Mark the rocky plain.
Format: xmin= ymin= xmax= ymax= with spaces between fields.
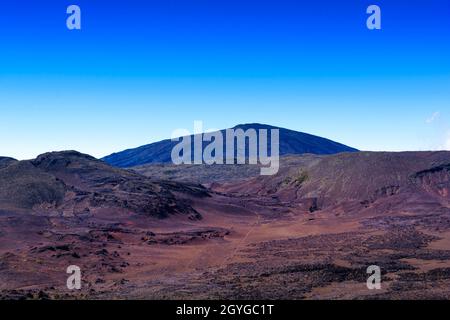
xmin=1 ymin=150 xmax=450 ymax=299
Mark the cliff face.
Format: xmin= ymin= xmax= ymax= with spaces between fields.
xmin=413 ymin=164 xmax=450 ymax=198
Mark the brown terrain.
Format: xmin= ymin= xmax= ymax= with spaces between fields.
xmin=1 ymin=151 xmax=450 ymax=299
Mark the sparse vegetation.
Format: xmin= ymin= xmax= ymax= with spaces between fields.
xmin=283 ymin=168 xmax=309 ymax=187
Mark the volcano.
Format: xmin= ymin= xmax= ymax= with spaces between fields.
xmin=102 ymin=123 xmax=358 ymax=168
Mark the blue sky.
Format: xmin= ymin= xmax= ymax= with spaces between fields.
xmin=0 ymin=0 xmax=449 ymax=160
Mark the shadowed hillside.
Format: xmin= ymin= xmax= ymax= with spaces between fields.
xmin=0 ymin=157 xmax=18 ymax=169
xmin=0 ymin=151 xmax=208 ymax=219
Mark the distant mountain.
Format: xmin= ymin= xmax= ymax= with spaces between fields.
xmin=102 ymin=123 xmax=358 ymax=168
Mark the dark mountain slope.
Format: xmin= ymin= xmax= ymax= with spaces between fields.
xmin=102 ymin=123 xmax=358 ymax=168
xmin=0 ymin=157 xmax=18 ymax=169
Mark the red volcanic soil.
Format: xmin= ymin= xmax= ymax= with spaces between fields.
xmin=1 ymin=151 xmax=450 ymax=299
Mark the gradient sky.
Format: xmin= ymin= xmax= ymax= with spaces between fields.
xmin=0 ymin=0 xmax=449 ymax=160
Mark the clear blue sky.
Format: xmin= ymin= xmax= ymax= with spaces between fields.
xmin=0 ymin=0 xmax=449 ymax=160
